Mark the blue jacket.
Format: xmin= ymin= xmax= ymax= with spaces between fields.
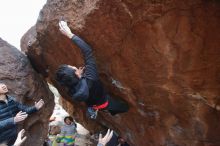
xmin=0 ymin=95 xmax=37 ymax=146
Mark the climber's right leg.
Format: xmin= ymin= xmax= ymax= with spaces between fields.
xmin=106 ymin=96 xmax=129 ymax=116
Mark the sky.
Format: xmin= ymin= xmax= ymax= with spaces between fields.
xmin=0 ymin=0 xmax=46 ymax=49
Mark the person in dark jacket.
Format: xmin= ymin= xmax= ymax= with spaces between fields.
xmin=0 ymin=83 xmax=44 ymax=146
xmin=56 ymin=21 xmax=129 ymax=118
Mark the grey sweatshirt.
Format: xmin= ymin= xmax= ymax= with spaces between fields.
xmin=60 ymin=123 xmax=77 ymax=136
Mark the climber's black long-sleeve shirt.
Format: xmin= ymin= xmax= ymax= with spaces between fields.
xmin=70 ymin=35 xmax=108 ymax=107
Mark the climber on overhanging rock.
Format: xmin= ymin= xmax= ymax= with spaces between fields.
xmin=0 ymin=83 xmax=44 ymax=146
xmin=55 ymin=21 xmax=129 ymax=119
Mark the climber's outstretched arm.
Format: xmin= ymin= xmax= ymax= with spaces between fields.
xmin=59 ymin=21 xmax=99 ymax=80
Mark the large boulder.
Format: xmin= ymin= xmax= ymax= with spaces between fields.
xmin=0 ymin=38 xmax=54 ymax=146
xmin=21 ymin=0 xmax=220 ymax=145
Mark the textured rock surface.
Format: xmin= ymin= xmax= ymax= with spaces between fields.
xmin=21 ymin=0 xmax=220 ymax=145
xmin=0 ymin=38 xmax=54 ymax=146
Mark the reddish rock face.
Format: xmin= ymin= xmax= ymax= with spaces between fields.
xmin=21 ymin=0 xmax=220 ymax=145
xmin=0 ymin=38 xmax=54 ymax=146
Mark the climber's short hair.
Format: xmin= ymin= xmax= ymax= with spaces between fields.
xmin=55 ymin=64 xmax=79 ymax=87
